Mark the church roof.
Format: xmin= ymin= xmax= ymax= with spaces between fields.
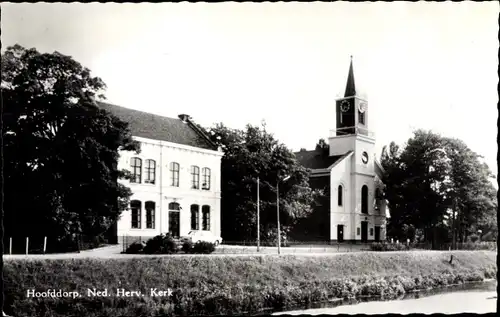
xmin=98 ymin=102 xmax=217 ymax=151
xmin=344 ymin=56 xmax=356 ymax=97
xmin=294 ymin=149 xmax=344 ymax=170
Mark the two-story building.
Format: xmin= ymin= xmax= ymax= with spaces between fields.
xmin=99 ymin=103 xmax=223 ymax=242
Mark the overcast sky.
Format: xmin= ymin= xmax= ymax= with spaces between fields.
xmin=2 ymin=2 xmax=498 ymax=176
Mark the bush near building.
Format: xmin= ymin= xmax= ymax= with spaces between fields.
xmin=370 ymin=241 xmax=496 ymax=252
xmin=124 ymin=234 xmax=216 ymax=254
xmin=3 ymin=251 xmax=496 ymax=316
xmin=143 ymin=234 xmax=178 ymax=254
xmin=370 ymin=242 xmax=409 ymax=251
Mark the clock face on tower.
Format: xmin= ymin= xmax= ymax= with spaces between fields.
xmin=340 ymin=100 xmax=350 ymax=112
xmin=361 ymin=151 xmax=369 ymax=164
xmin=358 ymin=102 xmax=367 ymax=113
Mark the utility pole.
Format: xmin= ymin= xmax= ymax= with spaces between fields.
xmin=451 ymin=198 xmax=456 ymax=250
xmin=257 ymin=177 xmax=260 ymax=252
xmin=277 ymin=180 xmax=281 ymax=255
xmin=276 ymin=175 xmax=290 ymax=255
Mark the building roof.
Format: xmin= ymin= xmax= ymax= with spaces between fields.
xmin=294 ymin=149 xmax=345 ymax=170
xmin=344 ymin=56 xmax=356 ymax=97
xmin=98 ymin=102 xmax=217 ymax=150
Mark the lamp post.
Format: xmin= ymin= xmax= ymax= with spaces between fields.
xmin=257 ymin=177 xmax=260 ymax=252
xmin=277 ymin=175 xmax=290 ymax=254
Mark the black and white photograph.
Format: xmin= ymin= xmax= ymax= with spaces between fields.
xmin=1 ymin=2 xmax=498 ymax=316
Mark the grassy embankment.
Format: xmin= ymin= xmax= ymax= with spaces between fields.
xmin=4 ymin=251 xmax=497 ymax=316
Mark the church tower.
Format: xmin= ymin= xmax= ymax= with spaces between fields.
xmin=329 ymin=56 xmax=374 ymax=157
xmin=335 ymin=56 xmax=369 ymax=137
xmin=328 ymin=56 xmax=380 ymax=242
xmin=294 ymin=56 xmax=387 ymax=243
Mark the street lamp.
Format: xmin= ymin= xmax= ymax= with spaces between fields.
xmin=277 ymin=175 xmax=290 ymax=254
xmin=257 ymin=177 xmax=260 ymax=252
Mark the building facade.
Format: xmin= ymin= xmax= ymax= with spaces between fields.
xmin=99 ymin=103 xmax=223 ymax=240
xmin=295 ymin=58 xmax=387 ymax=243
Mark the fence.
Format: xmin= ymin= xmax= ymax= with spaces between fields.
xmin=2 ymin=234 xmax=112 ymax=255
xmin=120 ymin=235 xmax=497 ymax=255
xmin=9 ymin=235 xmax=494 ymax=255
xmin=120 ymin=236 xmax=378 ymax=254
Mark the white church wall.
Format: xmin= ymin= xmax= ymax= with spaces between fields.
xmin=117 ymin=136 xmax=223 ymax=239
xmin=354 ymin=135 xmax=376 ymax=176
xmin=329 ymin=153 xmax=353 ymax=241
xmin=328 ymin=135 xmax=356 ymax=156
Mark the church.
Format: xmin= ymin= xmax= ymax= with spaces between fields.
xmin=295 ymin=58 xmax=388 ymax=243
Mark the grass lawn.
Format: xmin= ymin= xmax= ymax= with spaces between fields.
xmin=3 ymin=250 xmax=497 ymax=316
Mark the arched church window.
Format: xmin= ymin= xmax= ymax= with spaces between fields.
xmin=338 ymin=185 xmax=343 ymax=206
xmin=361 ymin=185 xmax=368 ymax=214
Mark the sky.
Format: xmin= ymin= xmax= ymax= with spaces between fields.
xmin=2 ymin=2 xmax=498 ymax=176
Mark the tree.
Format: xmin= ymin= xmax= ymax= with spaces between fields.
xmin=443 ymin=137 xmax=497 ymax=245
xmin=206 ymin=122 xmax=322 ymax=242
xmin=381 ymin=129 xmax=497 ymax=248
xmin=2 ymin=45 xmax=140 ymax=247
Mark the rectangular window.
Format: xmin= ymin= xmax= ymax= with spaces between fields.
xmin=357 ymin=227 xmax=360 ymax=236
xmin=130 ymin=158 xmax=142 ymax=183
xmin=359 ymin=111 xmax=365 ymax=125
xmin=191 ymin=166 xmax=200 ymax=189
xmin=145 ymin=201 xmax=155 ymax=229
xmin=191 ymin=205 xmax=199 ymax=230
xmin=170 ymin=162 xmax=179 ymax=187
xmin=131 ymin=200 xmax=141 ymax=229
xmin=202 ymin=168 xmax=211 ymax=190
xmin=370 ymin=228 xmax=374 ymax=236
xmin=145 ymin=159 xmax=156 ymax=184
xmin=202 ymin=205 xmax=210 ymax=231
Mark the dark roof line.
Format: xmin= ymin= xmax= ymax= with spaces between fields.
xmin=97 ymin=102 xmax=217 ymax=151
xmin=328 ymin=150 xmax=354 ymax=170
xmin=293 ymin=148 xmax=344 ymax=170
xmin=181 ymin=115 xmax=219 ymax=150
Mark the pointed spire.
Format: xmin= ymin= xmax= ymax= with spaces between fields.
xmin=344 ymin=55 xmax=356 ymax=97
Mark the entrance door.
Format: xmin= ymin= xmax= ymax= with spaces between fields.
xmin=337 ymin=225 xmax=344 ymax=243
xmin=361 ymin=221 xmax=368 ymax=243
xmin=169 ymin=211 xmax=180 ymax=238
xmin=374 ymin=226 xmax=381 ymax=242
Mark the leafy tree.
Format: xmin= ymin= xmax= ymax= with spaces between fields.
xmin=206 ymin=123 xmax=322 ymax=241
xmin=2 ymin=45 xmax=140 ymax=247
xmin=381 ymin=129 xmax=497 ymax=248
xmin=443 ymin=137 xmax=497 ymax=245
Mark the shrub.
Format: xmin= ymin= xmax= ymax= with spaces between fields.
xmin=192 ymin=241 xmax=215 ymax=254
xmin=182 ymin=240 xmax=194 ymax=254
xmin=370 ymin=242 xmax=409 ymax=251
xmin=481 ymin=231 xmax=497 ymax=242
xmin=468 ymin=234 xmax=480 ymax=243
xmin=460 ymin=242 xmax=495 ymax=250
xmin=3 ymin=251 xmax=496 ymax=316
xmin=359 ymin=278 xmax=388 ymax=296
xmin=125 ymin=242 xmax=144 ymax=254
xmin=261 ymin=227 xmax=290 ymax=247
xmin=143 ymin=233 xmax=178 ymax=254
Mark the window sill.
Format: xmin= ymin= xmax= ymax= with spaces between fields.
xmin=130 ymin=228 xmax=156 ymax=230
xmin=130 ymin=182 xmax=157 ymax=186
